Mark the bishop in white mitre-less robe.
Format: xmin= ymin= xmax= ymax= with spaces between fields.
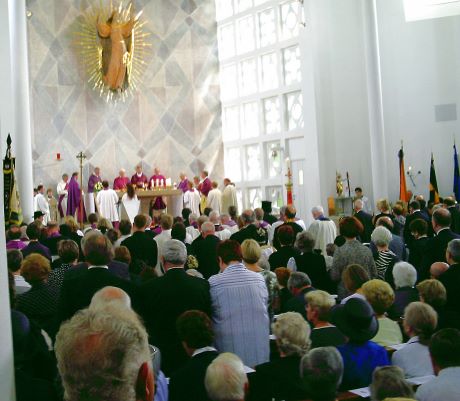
xmin=96 ymin=187 xmax=119 ymax=223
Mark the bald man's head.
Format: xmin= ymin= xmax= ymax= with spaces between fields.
xmin=90 ymin=286 xmax=131 ymax=310
xmin=430 ymin=262 xmax=449 ymax=279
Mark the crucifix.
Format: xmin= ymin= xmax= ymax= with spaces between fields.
xmin=76 ymin=151 xmax=87 ymax=228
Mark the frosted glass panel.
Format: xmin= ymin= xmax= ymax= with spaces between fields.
xmin=263 ymin=96 xmax=281 ymax=134
xmin=236 ymin=0 xmax=253 ymax=13
xmin=258 ymin=8 xmax=276 ymax=48
xmin=254 ymin=0 xmax=269 ymax=5
xmin=285 ymin=91 xmax=304 ymax=130
xmin=246 ymin=145 xmax=262 ymax=180
xmin=260 ymin=52 xmax=278 ymax=91
xmin=280 ymin=1 xmax=301 ymax=40
xmin=239 ymin=58 xmax=258 ymax=96
xmin=237 ymin=15 xmax=255 ymax=55
xmin=225 ymin=148 xmax=242 ymax=182
xmin=220 ymin=64 xmax=238 ymax=101
xmin=266 ymin=186 xmax=283 ymax=210
xmin=216 ymin=0 xmax=234 ymax=21
xmin=218 ymin=23 xmax=236 ymax=60
xmin=236 ymin=189 xmax=243 ymax=211
xmin=241 ymin=102 xmax=260 ymax=139
xmin=283 ymin=45 xmax=301 ymax=85
xmin=266 ymin=141 xmax=282 ymax=178
xmin=248 ymin=188 xmax=262 ymax=209
xmin=223 ymin=106 xmax=240 ymax=141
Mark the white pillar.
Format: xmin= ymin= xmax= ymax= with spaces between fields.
xmin=0 ymin=2 xmax=20 ymax=399
xmin=361 ymin=0 xmax=388 ymax=204
xmin=8 ymin=0 xmax=34 ymax=223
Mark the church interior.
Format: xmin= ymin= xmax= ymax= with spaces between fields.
xmin=1 ymin=0 xmax=460 ymax=399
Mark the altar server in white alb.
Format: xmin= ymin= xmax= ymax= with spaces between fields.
xmin=56 ymin=173 xmax=69 ymax=220
xmin=183 ymin=181 xmax=201 ymax=216
xmin=207 ymin=181 xmax=222 ymax=214
xmin=308 ymin=205 xmax=337 ymax=256
xmin=221 ymin=178 xmax=237 ymax=215
xmin=96 ymin=180 xmax=119 ymax=226
xmin=34 ymin=185 xmax=50 ymax=225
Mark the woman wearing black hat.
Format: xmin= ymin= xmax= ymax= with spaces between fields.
xmin=329 ymin=297 xmax=390 ymax=390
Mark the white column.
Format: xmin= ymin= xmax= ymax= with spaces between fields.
xmin=0 ymin=6 xmax=16 ymax=401
xmin=361 ymin=0 xmax=388 ymax=204
xmin=8 ymin=0 xmax=34 ymax=223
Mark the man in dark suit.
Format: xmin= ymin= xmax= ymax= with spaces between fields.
xmin=273 ymin=206 xmax=303 ymax=250
xmin=440 ymin=239 xmax=460 ymax=328
xmin=121 ymin=214 xmax=158 ymax=268
xmin=64 ymin=259 xmax=130 ymax=281
xmin=422 ymin=208 xmax=460 ymax=279
xmin=57 ymin=232 xmax=137 ymax=325
xmin=353 ymin=199 xmax=373 ymax=243
xmin=444 ymin=197 xmax=460 ymax=234
xmin=141 ymin=239 xmax=211 ymax=376
xmin=282 ymin=272 xmax=315 ymax=320
xmin=407 ymin=218 xmax=430 ymax=280
xmin=268 ymin=225 xmax=299 ymax=270
xmin=169 ymin=310 xmax=219 ymax=401
xmin=231 ymin=209 xmax=268 ymax=245
xmin=404 ymin=200 xmax=430 ymax=246
xmin=191 ymin=222 xmax=220 ymax=279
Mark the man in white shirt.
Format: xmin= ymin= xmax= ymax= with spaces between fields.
xmin=57 ymin=173 xmax=69 ymax=220
xmin=308 ymin=206 xmax=337 ymax=256
xmin=206 ymin=182 xmax=222 ymax=214
xmin=96 ymin=180 xmax=119 ymax=226
xmin=415 ymin=328 xmax=460 ymax=401
xmin=34 ymin=185 xmax=50 ymax=225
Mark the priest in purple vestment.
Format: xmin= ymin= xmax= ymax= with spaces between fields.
xmin=131 ymin=165 xmax=148 ymax=189
xmin=113 ymin=168 xmax=130 ymax=190
xmin=200 ymin=171 xmax=212 ymax=197
xmin=66 ymin=172 xmax=86 ymax=222
xmin=177 ymin=173 xmax=189 ymax=193
xmin=149 ymin=167 xmax=167 ymax=210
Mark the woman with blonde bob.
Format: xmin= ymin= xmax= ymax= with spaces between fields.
xmin=392 ymin=302 xmax=437 ymax=378
xmin=248 ymin=312 xmax=311 ymax=401
xmin=362 ymin=279 xmax=403 ymax=346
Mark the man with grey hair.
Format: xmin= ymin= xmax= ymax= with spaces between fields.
xmin=55 ymin=303 xmax=154 ymax=401
xmin=430 ymin=262 xmax=449 ymax=279
xmin=90 ymin=286 xmax=132 ymax=310
xmin=308 ymin=205 xmax=337 ymax=255
xmin=354 ymin=199 xmax=373 ymax=243
xmin=231 ymin=209 xmax=268 ymax=245
xmin=209 ymin=211 xmax=231 ymax=240
xmin=141 ymin=239 xmax=211 ymax=375
xmin=284 ymin=271 xmax=315 ymax=319
xmin=191 ymin=222 xmax=221 ymax=279
xmin=300 ymin=347 xmax=343 ymax=401
xmin=205 ymin=353 xmax=248 ymax=401
xmin=57 ymin=232 xmax=137 ymax=325
xmin=439 ymin=239 xmax=460 ymax=328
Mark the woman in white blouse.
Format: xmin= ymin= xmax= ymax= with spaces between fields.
xmin=392 ymin=301 xmax=438 ymax=378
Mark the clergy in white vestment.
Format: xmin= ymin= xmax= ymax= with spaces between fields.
xmin=183 ymin=181 xmax=201 ymax=216
xmin=221 ymin=178 xmax=238 ymax=215
xmin=206 ymin=181 xmax=222 ymax=214
xmin=34 ymin=185 xmax=50 ymax=225
xmin=96 ymin=181 xmax=119 ymax=224
xmin=121 ymin=183 xmax=140 ymax=224
xmin=57 ymin=173 xmax=69 ymax=220
xmin=307 ymin=205 xmax=337 ymax=256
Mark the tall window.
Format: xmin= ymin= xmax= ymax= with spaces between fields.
xmin=216 ymin=0 xmax=305 ymax=211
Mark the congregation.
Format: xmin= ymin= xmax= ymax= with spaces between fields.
xmin=6 ymin=187 xmax=460 ymax=401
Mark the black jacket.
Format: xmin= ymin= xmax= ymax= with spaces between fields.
xmin=121 ymin=231 xmax=158 ymax=268
xmin=354 ymin=210 xmax=373 ymax=243
xmin=421 ymin=228 xmax=460 ymax=278
xmin=231 ymin=224 xmax=268 ymax=245
xmin=438 ymin=264 xmax=460 ymax=329
xmin=404 ymin=210 xmax=430 ymax=246
xmin=191 ymin=235 xmax=220 ymax=279
xmin=169 ymin=350 xmax=219 ymax=401
xmin=140 ymin=268 xmax=211 ymax=376
xmin=294 ymin=252 xmax=335 ymax=293
xmin=57 ymin=267 xmax=137 ymax=325
xmin=268 ymin=246 xmax=299 ymax=271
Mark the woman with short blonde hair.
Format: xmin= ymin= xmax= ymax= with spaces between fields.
xmin=362 ymin=279 xmax=403 ymax=346
xmin=249 ymin=312 xmax=312 ymax=400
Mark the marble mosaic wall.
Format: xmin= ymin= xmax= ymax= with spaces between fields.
xmin=26 ymin=0 xmax=223 ymax=191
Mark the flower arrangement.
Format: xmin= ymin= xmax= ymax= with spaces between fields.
xmin=94 ymin=182 xmax=103 ymax=193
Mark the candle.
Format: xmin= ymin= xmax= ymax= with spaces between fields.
xmin=286 ymin=157 xmax=291 ymax=171
xmin=151 ymin=179 xmax=154 ymax=188
xmin=156 ymin=179 xmax=160 ymax=187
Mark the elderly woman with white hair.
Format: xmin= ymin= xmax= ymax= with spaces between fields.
xmin=371 ymin=226 xmax=400 ymax=286
xmin=388 ymin=262 xmax=419 ymax=320
xmin=248 ymin=312 xmax=311 ymax=401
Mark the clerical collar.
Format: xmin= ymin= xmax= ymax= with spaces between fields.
xmin=88 ymin=265 xmax=109 ymax=270
xmin=136 ymin=173 xmax=143 ymax=177
xmin=192 ymin=346 xmax=217 ymax=357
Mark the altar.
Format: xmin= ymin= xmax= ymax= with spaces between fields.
xmin=117 ymin=188 xmax=183 ymax=220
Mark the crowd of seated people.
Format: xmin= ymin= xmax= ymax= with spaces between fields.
xmin=5 ymin=196 xmax=460 ymax=401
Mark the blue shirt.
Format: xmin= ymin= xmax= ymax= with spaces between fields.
xmin=209 ymin=263 xmax=269 ymax=368
xmin=337 ymin=341 xmax=390 ymax=390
